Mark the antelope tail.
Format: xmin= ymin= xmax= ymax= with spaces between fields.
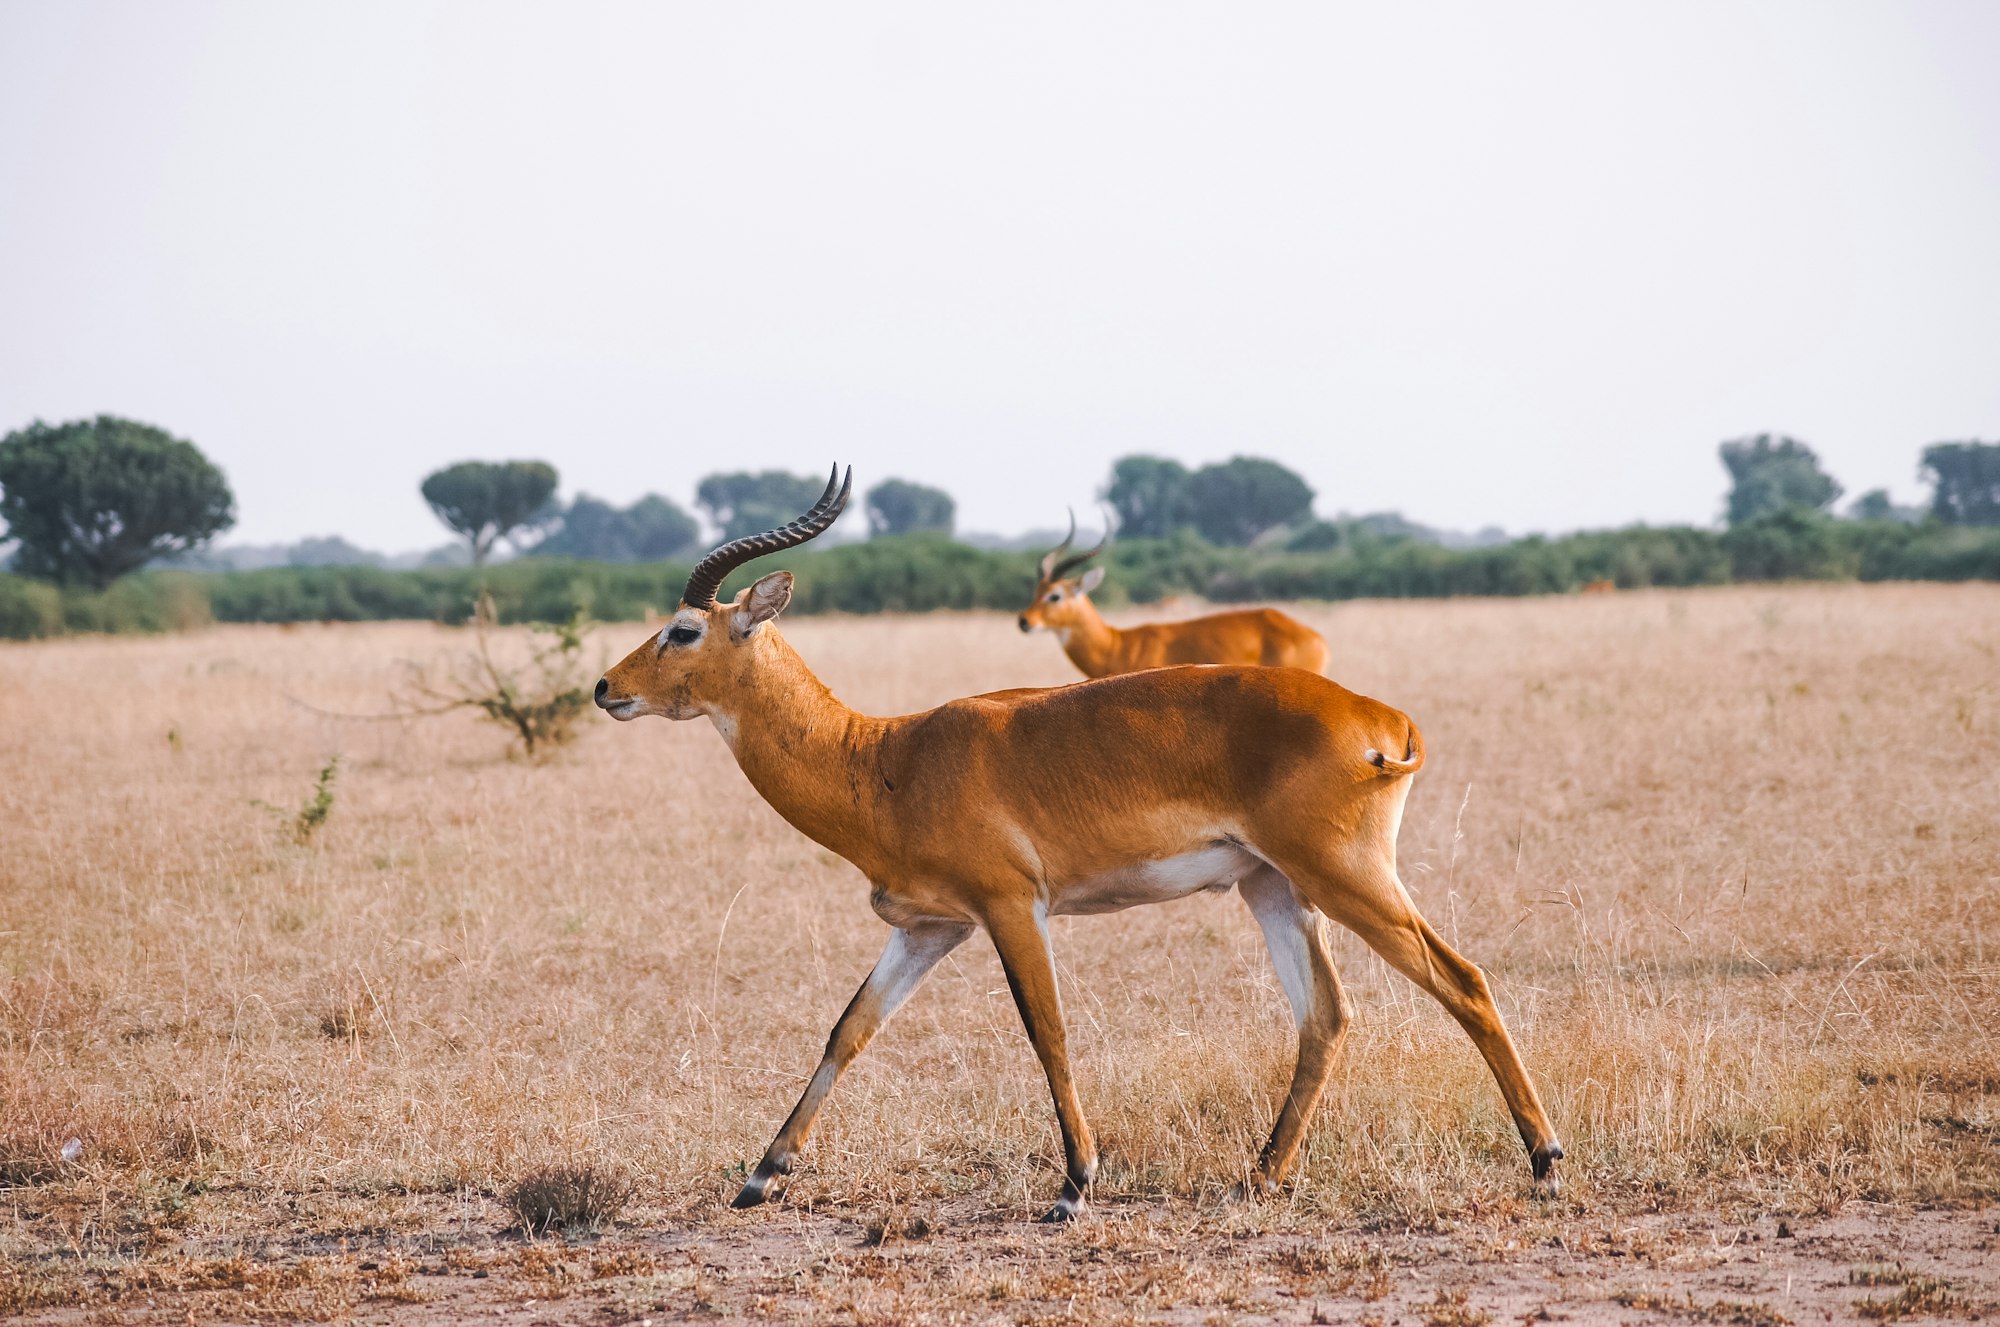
xmin=1365 ymin=724 xmax=1426 ymax=777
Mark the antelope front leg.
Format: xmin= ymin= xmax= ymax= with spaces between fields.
xmin=733 ymin=919 xmax=972 ymax=1209
xmin=986 ymin=902 xmax=1097 ymax=1222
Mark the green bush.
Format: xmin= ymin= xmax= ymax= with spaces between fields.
xmin=48 ymin=572 xmax=213 ymax=635
xmin=1720 ymin=510 xmax=1860 ymax=581
xmin=0 ymin=574 xmax=64 ymax=639
xmin=1855 ymin=520 xmax=2000 ymax=582
xmin=4 ymin=522 xmax=1998 ymax=642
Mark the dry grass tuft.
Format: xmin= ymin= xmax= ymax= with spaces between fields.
xmin=1616 ymin=1290 xmax=1794 ymax=1325
xmin=861 ymin=1208 xmax=937 ymax=1245
xmin=1854 ymin=1279 xmax=1979 ymax=1321
xmin=1422 ymin=1287 xmax=1492 ymax=1326
xmin=0 ymin=1144 xmax=61 ymax=1188
xmin=315 ymin=983 xmax=372 ymax=1040
xmin=1851 ymin=1267 xmax=1984 ymax=1321
xmin=506 ymin=1162 xmax=635 ymax=1235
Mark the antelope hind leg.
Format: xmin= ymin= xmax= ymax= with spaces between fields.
xmin=1278 ymin=849 xmax=1564 ymax=1187
xmin=1232 ymin=866 xmax=1352 ymax=1199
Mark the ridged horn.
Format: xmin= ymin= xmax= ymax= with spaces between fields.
xmin=681 ymin=464 xmax=851 ymax=609
xmin=1044 ymin=507 xmax=1110 ymax=582
xmin=1037 ymin=509 xmax=1078 ymax=581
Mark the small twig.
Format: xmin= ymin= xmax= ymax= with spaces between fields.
xmin=281 ymin=690 xmax=456 ymax=723
xmin=1444 ymin=782 xmax=1473 ymax=946
xmin=711 ymin=882 xmax=754 ymax=1011
xmin=354 ymin=963 xmax=404 ymax=1057
xmin=1809 ymin=950 xmax=1880 ymax=1050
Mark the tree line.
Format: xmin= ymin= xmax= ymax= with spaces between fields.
xmin=414 ymin=462 xmax=961 ymax=566
xmin=0 ymin=419 xmax=971 ymax=585
xmin=8 ymin=506 xmax=2000 ymax=643
xmin=2 ymin=414 xmax=1998 ymax=641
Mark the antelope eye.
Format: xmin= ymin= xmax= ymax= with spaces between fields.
xmin=1045 ymin=590 xmax=1062 ymax=603
xmin=666 ymin=624 xmax=702 ymax=646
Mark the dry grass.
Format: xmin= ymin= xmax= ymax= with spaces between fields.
xmin=1 ymin=583 xmax=1996 ymax=1316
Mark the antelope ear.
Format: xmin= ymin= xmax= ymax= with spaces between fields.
xmin=1078 ymin=566 xmax=1107 ymax=595
xmin=735 ymin=571 xmax=794 ymax=636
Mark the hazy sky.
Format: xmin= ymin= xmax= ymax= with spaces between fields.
xmin=3 ymin=2 xmax=1997 ymax=551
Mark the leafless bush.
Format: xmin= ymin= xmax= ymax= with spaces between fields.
xmin=506 ymin=1164 xmax=634 ymax=1236
xmin=405 ymin=594 xmax=596 ymax=757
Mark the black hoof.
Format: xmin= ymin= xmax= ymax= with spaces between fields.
xmin=1038 ymin=1200 xmax=1082 ymax=1223
xmin=1530 ymin=1141 xmax=1565 ymax=1180
xmin=1226 ymin=1178 xmax=1275 ymax=1204
xmin=731 ymin=1169 xmax=786 ymax=1209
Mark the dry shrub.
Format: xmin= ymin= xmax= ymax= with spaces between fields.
xmin=506 ymin=1163 xmax=634 ymax=1235
xmin=405 ymin=596 xmax=596 ymax=757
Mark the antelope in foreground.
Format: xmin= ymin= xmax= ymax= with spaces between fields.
xmin=1020 ymin=515 xmax=1329 ymax=677
xmin=595 ymin=467 xmax=1562 ymax=1221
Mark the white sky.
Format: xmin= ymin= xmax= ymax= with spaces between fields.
xmin=3 ymin=1 xmax=1997 ymax=551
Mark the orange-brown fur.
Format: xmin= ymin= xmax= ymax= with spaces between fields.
xmin=1019 ymin=574 xmax=1329 ymax=677
xmin=599 ymin=572 xmax=1560 ymax=1219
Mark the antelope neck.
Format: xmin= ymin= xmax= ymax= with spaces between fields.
xmin=702 ymin=632 xmax=890 ymax=865
xmin=1058 ymin=596 xmax=1123 ymax=677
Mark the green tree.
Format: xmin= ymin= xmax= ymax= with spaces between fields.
xmin=536 ymin=493 xmax=700 ymax=562
xmin=1848 ymin=489 xmax=1896 ymax=521
xmin=623 ymin=495 xmax=702 ymax=559
xmin=420 ymin=460 xmax=560 ymax=566
xmin=696 ymin=470 xmax=828 ymax=542
xmin=0 ymin=415 xmax=236 ymax=588
xmin=1187 ymin=456 xmax=1315 ymax=546
xmin=1920 ymin=441 xmax=2000 ymax=526
xmin=864 ymin=478 xmax=955 ymax=537
xmin=1719 ymin=434 xmax=1841 ymax=525
xmin=1720 ymin=508 xmax=1858 ymax=580
xmin=1103 ymin=455 xmax=1194 ymax=538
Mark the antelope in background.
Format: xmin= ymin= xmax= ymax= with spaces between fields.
xmin=595 ymin=467 xmax=1562 ymax=1221
xmin=1019 ymin=514 xmax=1330 ymax=677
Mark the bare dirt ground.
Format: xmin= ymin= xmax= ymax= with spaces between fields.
xmin=7 ymin=1198 xmax=1997 ymax=1324
xmin=4 ymin=584 xmax=1997 ymax=1323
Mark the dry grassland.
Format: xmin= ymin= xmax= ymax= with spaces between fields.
xmin=2 ymin=582 xmax=1997 ymax=1323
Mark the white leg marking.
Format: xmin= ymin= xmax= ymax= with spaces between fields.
xmin=1239 ymin=867 xmax=1320 ymax=1030
xmin=871 ymin=922 xmax=973 ymax=1013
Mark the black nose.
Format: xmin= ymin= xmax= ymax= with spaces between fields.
xmin=1018 ymin=616 xmax=1031 ymax=633
xmin=594 ymin=677 xmax=609 ymax=704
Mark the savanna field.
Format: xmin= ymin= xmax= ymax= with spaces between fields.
xmin=2 ymin=584 xmax=1996 ymax=1324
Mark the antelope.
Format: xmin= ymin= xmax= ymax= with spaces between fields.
xmin=595 ymin=467 xmax=1563 ymax=1221
xmin=1019 ymin=515 xmax=1330 ymax=677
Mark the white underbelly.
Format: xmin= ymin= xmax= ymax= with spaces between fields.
xmin=1051 ymin=843 xmax=1261 ymax=916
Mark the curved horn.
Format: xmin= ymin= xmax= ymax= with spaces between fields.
xmin=1049 ymin=509 xmax=1110 ymax=582
xmin=1037 ymin=509 xmax=1077 ymax=581
xmin=681 ymin=464 xmax=851 ymax=609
